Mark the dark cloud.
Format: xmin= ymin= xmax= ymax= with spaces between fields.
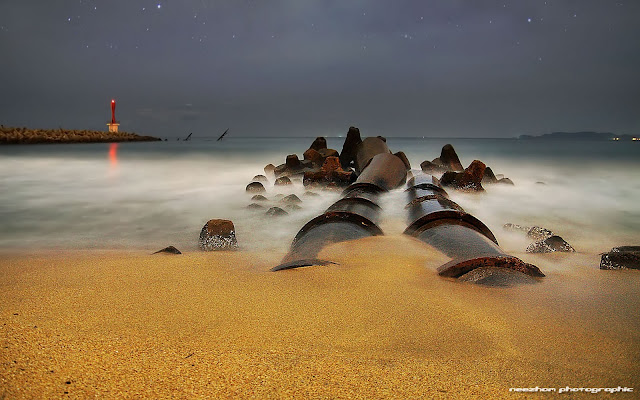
xmin=1 ymin=0 xmax=638 ymax=137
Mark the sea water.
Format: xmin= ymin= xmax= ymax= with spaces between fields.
xmin=0 ymin=137 xmax=638 ymax=258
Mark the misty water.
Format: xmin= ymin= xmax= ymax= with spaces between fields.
xmin=0 ymin=137 xmax=638 ymax=260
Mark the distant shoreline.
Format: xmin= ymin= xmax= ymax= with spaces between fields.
xmin=0 ymin=125 xmax=161 ymax=145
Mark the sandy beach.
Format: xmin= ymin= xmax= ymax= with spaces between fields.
xmin=1 ymin=236 xmax=638 ymax=399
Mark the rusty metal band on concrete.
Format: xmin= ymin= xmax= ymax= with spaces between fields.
xmin=404 ymin=174 xmax=544 ymax=278
xmin=354 ymin=137 xmax=391 ymax=173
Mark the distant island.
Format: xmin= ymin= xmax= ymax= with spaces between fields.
xmin=0 ymin=125 xmax=161 ymax=144
xmin=518 ymin=131 xmax=638 ymax=141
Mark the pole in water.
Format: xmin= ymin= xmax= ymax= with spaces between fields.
xmin=217 ymin=128 xmax=229 ymax=141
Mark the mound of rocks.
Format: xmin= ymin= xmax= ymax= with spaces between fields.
xmin=600 ymin=246 xmax=640 ymax=270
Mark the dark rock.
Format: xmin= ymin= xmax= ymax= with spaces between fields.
xmin=394 ymin=151 xmax=411 ymax=170
xmin=303 ymin=148 xmax=324 ymax=166
xmin=303 ymin=156 xmax=355 ymax=187
xmin=495 ymin=174 xmax=504 ymax=180
xmin=274 ymin=163 xmax=287 ymax=177
xmin=318 ymin=148 xmax=339 ymax=159
xmin=458 ymin=267 xmax=537 ymax=287
xmin=285 ymin=154 xmax=302 ymax=170
xmin=310 ymin=137 xmax=327 ymax=151
xmin=252 ymin=175 xmax=268 ymax=183
xmin=481 ymin=167 xmax=498 ymax=184
xmin=339 ymin=126 xmax=363 ymax=168
xmin=264 ymin=164 xmax=276 ymax=177
xmin=431 ymin=157 xmax=444 ymax=167
xmin=284 ymin=204 xmax=302 ymax=211
xmin=420 ymin=160 xmax=445 ymax=174
xmin=376 ymin=135 xmax=387 ymax=142
xmin=440 ymin=160 xmax=485 ymax=192
xmin=251 ymin=194 xmax=268 ymax=201
xmin=526 ymin=235 xmax=575 ymax=253
xmin=406 ymin=170 xmax=414 ymax=180
xmin=303 ymin=191 xmax=320 ymax=197
xmin=152 ymin=246 xmax=182 ymax=255
xmin=246 ymin=182 xmax=266 ymax=193
xmin=274 ymin=193 xmax=285 ymax=199
xmin=199 ymin=219 xmax=239 ymax=251
xmin=247 ymin=203 xmax=265 ymax=210
xmin=527 ymin=226 xmax=554 ymax=241
xmin=274 ymin=176 xmax=293 ymax=186
xmin=600 ymin=246 xmax=640 ymax=270
xmin=497 ymin=178 xmax=515 ymax=185
xmin=440 ymin=144 xmax=464 ymax=171
xmin=536 ymin=181 xmax=546 ymax=185
xmin=503 ymin=223 xmax=530 ymax=233
xmin=266 ymin=207 xmax=288 ymax=217
xmin=281 ymin=194 xmax=302 ymax=204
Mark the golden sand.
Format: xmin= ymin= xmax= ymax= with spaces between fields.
xmin=1 ymin=237 xmax=639 ymax=399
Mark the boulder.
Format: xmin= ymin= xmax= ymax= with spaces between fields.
xmin=503 ymin=223 xmax=530 ymax=233
xmin=303 ymin=191 xmax=320 ymax=197
xmin=497 ymin=178 xmax=515 ymax=185
xmin=274 ymin=176 xmax=293 ymax=186
xmin=152 ymin=246 xmax=182 ymax=255
xmin=481 ymin=167 xmax=498 ymax=184
xmin=266 ymin=207 xmax=288 ymax=217
xmin=252 ymin=174 xmax=268 ymax=183
xmin=303 ymin=148 xmax=324 ymax=166
xmin=440 ymin=160 xmax=485 ymax=192
xmin=377 ymin=135 xmax=387 ymax=142
xmin=420 ymin=160 xmax=444 ymax=174
xmin=440 ymin=144 xmax=464 ymax=171
xmin=281 ymin=194 xmax=302 ymax=204
xmin=310 ymin=137 xmax=327 ymax=151
xmin=600 ymin=246 xmax=640 ymax=270
xmin=318 ymin=148 xmax=339 ymax=159
xmin=285 ymin=154 xmax=302 ymax=170
xmin=458 ymin=267 xmax=537 ymax=287
xmin=394 ymin=151 xmax=411 ymax=170
xmin=246 ymin=182 xmax=266 ymax=193
xmin=199 ymin=219 xmax=239 ymax=251
xmin=303 ymin=156 xmax=355 ymax=187
xmin=527 ymin=226 xmax=554 ymax=241
xmin=284 ymin=204 xmax=302 ymax=211
xmin=251 ymin=194 xmax=268 ymax=201
xmin=247 ymin=203 xmax=265 ymax=210
xmin=264 ymin=164 xmax=276 ymax=177
xmin=526 ymin=235 xmax=575 ymax=253
xmin=339 ymin=126 xmax=363 ymax=168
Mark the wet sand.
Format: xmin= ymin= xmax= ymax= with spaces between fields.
xmin=1 ymin=236 xmax=639 ymax=398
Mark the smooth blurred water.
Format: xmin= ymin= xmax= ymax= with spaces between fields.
xmin=0 ymin=137 xmax=638 ymax=254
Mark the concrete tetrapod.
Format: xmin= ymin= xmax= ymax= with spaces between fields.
xmin=272 ymin=152 xmax=407 ymax=271
xmin=404 ymin=174 xmax=545 ymax=285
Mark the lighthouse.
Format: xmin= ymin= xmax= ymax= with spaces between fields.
xmin=106 ymin=99 xmax=120 ymax=133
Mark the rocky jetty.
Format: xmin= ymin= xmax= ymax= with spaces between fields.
xmin=0 ymin=125 xmax=161 ymax=144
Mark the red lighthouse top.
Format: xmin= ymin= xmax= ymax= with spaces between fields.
xmin=110 ymin=99 xmax=116 ymax=124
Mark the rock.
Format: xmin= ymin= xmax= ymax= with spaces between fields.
xmin=394 ymin=151 xmax=411 ymax=170
xmin=152 ymin=246 xmax=182 ymax=255
xmin=303 ymin=191 xmax=320 ymax=197
xmin=600 ymin=246 xmax=640 ymax=270
xmin=247 ymin=203 xmax=265 ymax=210
xmin=199 ymin=219 xmax=239 ymax=251
xmin=303 ymin=156 xmax=355 ymax=187
xmin=318 ymin=148 xmax=339 ymax=159
xmin=266 ymin=207 xmax=288 ymax=217
xmin=420 ymin=160 xmax=442 ymax=174
xmin=273 ymin=164 xmax=288 ymax=177
xmin=303 ymin=148 xmax=324 ymax=166
xmin=251 ymin=194 xmax=268 ymax=201
xmin=481 ymin=167 xmax=498 ymax=184
xmin=526 ymin=235 xmax=575 ymax=253
xmin=406 ymin=170 xmax=414 ymax=180
xmin=440 ymin=144 xmax=464 ymax=171
xmin=310 ymin=137 xmax=327 ymax=151
xmin=252 ymin=175 xmax=268 ymax=183
xmin=527 ymin=226 xmax=554 ymax=241
xmin=246 ymin=182 xmax=266 ymax=193
xmin=274 ymin=193 xmax=285 ymax=199
xmin=285 ymin=154 xmax=302 ymax=170
xmin=339 ymin=126 xmax=363 ymax=168
xmin=440 ymin=160 xmax=485 ymax=192
xmin=264 ymin=164 xmax=276 ymax=177
xmin=274 ymin=176 xmax=293 ymax=186
xmin=458 ymin=267 xmax=537 ymax=287
xmin=377 ymin=135 xmax=387 ymax=142
xmin=281 ymin=194 xmax=302 ymax=204
xmin=284 ymin=204 xmax=302 ymax=211
xmin=503 ymin=223 xmax=530 ymax=233
xmin=536 ymin=181 xmax=546 ymax=185
xmin=497 ymin=178 xmax=515 ymax=185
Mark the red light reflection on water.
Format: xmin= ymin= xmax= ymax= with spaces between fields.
xmin=109 ymin=143 xmax=118 ymax=166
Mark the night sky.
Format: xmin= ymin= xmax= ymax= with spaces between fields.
xmin=1 ymin=1 xmax=639 ymax=138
